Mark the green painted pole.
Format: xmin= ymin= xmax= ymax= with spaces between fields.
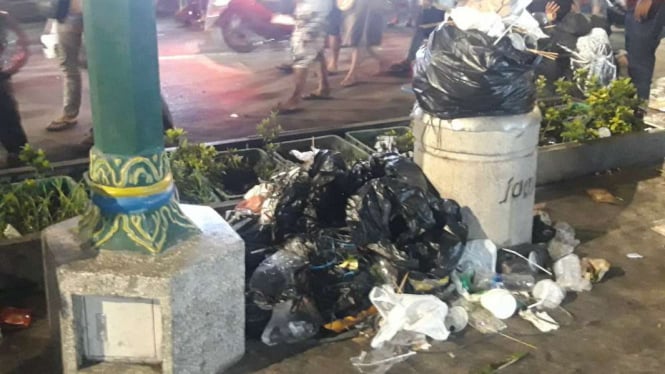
xmin=79 ymin=0 xmax=199 ymax=254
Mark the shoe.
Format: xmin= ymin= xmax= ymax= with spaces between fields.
xmin=47 ymin=116 xmax=77 ymax=131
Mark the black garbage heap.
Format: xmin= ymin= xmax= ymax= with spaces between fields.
xmin=228 ymin=151 xmax=469 ymax=345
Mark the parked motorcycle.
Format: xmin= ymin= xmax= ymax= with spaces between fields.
xmin=204 ymin=0 xmax=295 ymax=53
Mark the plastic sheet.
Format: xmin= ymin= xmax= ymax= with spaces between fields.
xmin=565 ymin=28 xmax=616 ymax=88
xmin=412 ymin=25 xmax=538 ymax=119
xmin=261 ymin=298 xmax=323 ymax=345
xmin=369 ymin=285 xmax=450 ymax=349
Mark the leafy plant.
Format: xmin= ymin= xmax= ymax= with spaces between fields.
xmin=383 ymin=129 xmax=415 ymax=154
xmin=0 ymin=147 xmax=88 ymax=239
xmin=255 ymin=112 xmax=283 ymax=181
xmin=257 ymin=112 xmax=283 ymax=155
xmin=166 ymin=128 xmax=220 ymax=204
xmin=536 ymin=71 xmax=645 ymax=145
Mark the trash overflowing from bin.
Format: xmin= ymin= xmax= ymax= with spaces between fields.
xmin=226 ymin=2 xmax=612 ymax=371
xmin=226 ymin=145 xmax=611 ymax=371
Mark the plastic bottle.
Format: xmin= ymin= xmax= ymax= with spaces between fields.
xmin=468 ymin=307 xmax=507 ymax=334
xmin=553 ymin=254 xmax=592 ymax=292
xmin=456 ymin=239 xmax=497 ymax=274
xmin=472 ymin=270 xmax=535 ymax=292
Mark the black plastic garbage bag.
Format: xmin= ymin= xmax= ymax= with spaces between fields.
xmin=274 ymin=170 xmax=312 ymax=239
xmin=347 ymin=176 xmax=438 ymax=246
xmin=413 ymin=25 xmax=538 ymax=119
xmin=306 ymin=150 xmax=350 ymax=228
xmin=249 ymin=249 xmax=310 ymax=309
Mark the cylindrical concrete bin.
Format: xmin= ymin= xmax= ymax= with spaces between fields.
xmin=412 ymin=106 xmax=542 ymax=247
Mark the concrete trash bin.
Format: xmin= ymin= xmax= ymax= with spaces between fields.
xmin=412 ymin=106 xmax=541 ymax=247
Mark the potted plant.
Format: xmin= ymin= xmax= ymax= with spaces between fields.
xmin=210 ymin=114 xmax=284 ymax=199
xmin=346 ymin=126 xmax=414 ymax=155
xmin=536 ymin=72 xmax=665 ymax=184
xmin=0 ymin=145 xmax=89 ymax=285
xmin=536 ymin=71 xmax=645 ymax=146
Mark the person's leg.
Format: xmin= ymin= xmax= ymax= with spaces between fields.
xmin=0 ymin=80 xmax=28 ymax=159
xmin=625 ymin=5 xmax=665 ymax=99
xmin=327 ymin=35 xmax=341 ymax=73
xmin=341 ymin=47 xmax=361 ymax=87
xmin=161 ymin=94 xmax=175 ymax=131
xmin=281 ymin=67 xmax=309 ymax=110
xmin=315 ymin=52 xmax=331 ymax=96
xmin=49 ymin=17 xmax=83 ymax=130
xmin=366 ymin=45 xmax=390 ymax=73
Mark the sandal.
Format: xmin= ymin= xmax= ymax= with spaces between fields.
xmin=302 ymin=92 xmax=333 ymax=100
xmin=47 ymin=116 xmax=77 ymax=132
xmin=274 ymin=102 xmax=304 ymax=115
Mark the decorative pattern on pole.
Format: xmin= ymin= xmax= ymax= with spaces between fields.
xmin=78 ymin=0 xmax=199 ymax=254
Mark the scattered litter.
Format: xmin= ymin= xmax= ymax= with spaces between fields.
xmin=519 ymin=309 xmax=559 ymax=333
xmin=480 ymin=289 xmax=517 ymax=320
xmin=531 ymin=279 xmax=566 ymax=310
xmin=457 ymin=240 xmax=498 ymax=274
xmin=581 ymin=258 xmax=611 ymax=283
xmin=626 ymin=253 xmax=644 ymax=259
xmin=651 ymin=220 xmax=665 ymax=237
xmin=553 ymin=254 xmax=592 ymax=292
xmin=369 ymin=285 xmax=450 ymax=349
xmin=324 ymin=306 xmax=377 ymax=333
xmin=444 ymin=306 xmax=469 ymax=333
xmin=474 ymin=352 xmax=529 ymax=374
xmin=224 ymin=142 xmax=614 ymax=368
xmin=350 ymin=345 xmax=417 ymax=374
xmin=586 ymin=188 xmax=621 ymax=204
xmin=0 ymin=307 xmax=32 ymax=329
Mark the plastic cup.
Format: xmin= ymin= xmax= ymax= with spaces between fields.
xmin=532 ymin=279 xmax=566 ymax=309
xmin=480 ymin=289 xmax=517 ymax=320
xmin=444 ymin=306 xmax=469 ymax=333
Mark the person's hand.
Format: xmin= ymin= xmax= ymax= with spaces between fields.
xmin=545 ymin=1 xmax=561 ymax=22
xmin=635 ymin=0 xmax=653 ymax=21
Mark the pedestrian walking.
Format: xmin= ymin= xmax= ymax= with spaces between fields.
xmin=625 ymin=0 xmax=665 ymax=99
xmin=0 ymin=10 xmax=29 ymax=166
xmin=47 ymin=0 xmax=83 ymax=131
xmin=276 ymin=0 xmax=332 ymax=113
xmin=387 ymin=0 xmax=446 ymax=76
xmin=339 ymin=0 xmax=390 ymax=87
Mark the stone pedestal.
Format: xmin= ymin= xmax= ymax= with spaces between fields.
xmin=43 ymin=205 xmax=245 ymax=374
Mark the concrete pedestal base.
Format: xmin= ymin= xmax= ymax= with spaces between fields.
xmin=42 ymin=205 xmax=245 ymax=374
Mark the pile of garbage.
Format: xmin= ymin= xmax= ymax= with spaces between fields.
xmin=228 ymin=148 xmax=611 ymax=370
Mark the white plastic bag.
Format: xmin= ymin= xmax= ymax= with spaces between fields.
xmin=369 ymin=285 xmax=450 ymax=348
xmin=41 ymin=20 xmax=59 ymax=60
xmin=456 ymin=239 xmax=497 ymax=274
xmin=564 ymin=28 xmax=616 ymax=89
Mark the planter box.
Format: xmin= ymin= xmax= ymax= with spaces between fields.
xmin=0 ymin=176 xmax=81 ymax=287
xmin=213 ymin=148 xmax=281 ymax=200
xmin=537 ymin=125 xmax=665 ymax=184
xmin=275 ymin=135 xmax=370 ymax=165
xmin=346 ymin=126 xmax=412 ymax=154
xmin=0 ymin=233 xmax=42 ymax=286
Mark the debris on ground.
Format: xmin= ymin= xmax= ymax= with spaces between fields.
xmin=473 ymin=352 xmax=530 ymax=374
xmin=224 ymin=142 xmax=612 ymax=372
xmin=586 ymin=188 xmax=621 ymax=204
